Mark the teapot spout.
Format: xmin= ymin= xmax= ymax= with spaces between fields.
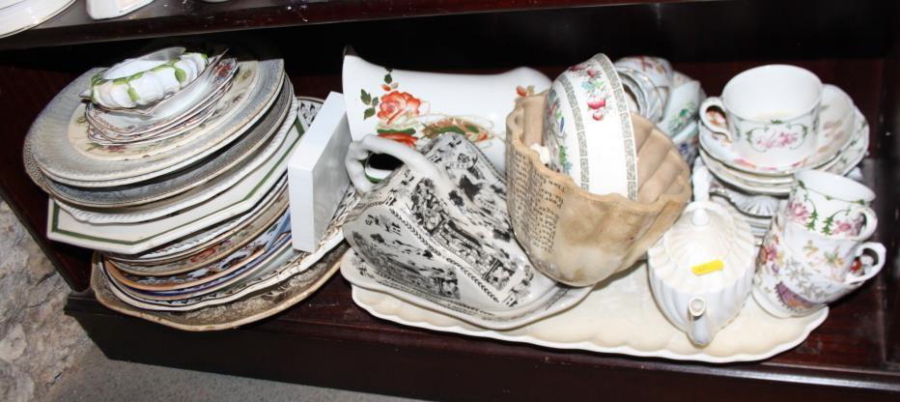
xmin=687 ymin=297 xmax=712 ymax=347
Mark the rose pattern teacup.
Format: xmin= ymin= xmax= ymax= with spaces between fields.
xmin=785 ymin=170 xmax=876 ymax=238
xmin=700 ymin=65 xmax=822 ymax=168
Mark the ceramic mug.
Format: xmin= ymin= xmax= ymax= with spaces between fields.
xmin=543 ymin=53 xmax=638 ymax=200
xmin=753 ymin=217 xmax=885 ymax=318
xmin=784 ymin=170 xmax=876 ymax=238
xmin=700 ymin=65 xmax=822 ymax=168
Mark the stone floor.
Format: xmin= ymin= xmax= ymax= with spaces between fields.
xmin=45 ymin=347 xmax=421 ymax=402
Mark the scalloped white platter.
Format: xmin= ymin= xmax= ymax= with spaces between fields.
xmin=351 ymin=262 xmax=828 ymax=363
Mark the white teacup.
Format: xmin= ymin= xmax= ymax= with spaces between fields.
xmin=784 ymin=170 xmax=876 ymax=238
xmin=700 ymin=65 xmax=822 ymax=168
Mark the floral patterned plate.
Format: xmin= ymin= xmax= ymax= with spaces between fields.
xmin=108 ymin=190 xmax=289 ymax=276
xmin=342 ymin=54 xmax=551 ymax=172
xmin=94 ymin=188 xmax=357 ymax=313
xmin=351 ymin=261 xmax=829 ymax=363
xmin=27 ymin=59 xmax=283 ymax=186
xmin=700 ymin=84 xmax=857 ymax=176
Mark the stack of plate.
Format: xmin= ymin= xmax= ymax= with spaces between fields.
xmin=699 ymin=85 xmax=869 ymax=243
xmin=23 ymin=46 xmax=351 ymax=328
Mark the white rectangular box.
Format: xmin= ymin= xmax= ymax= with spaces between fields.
xmin=287 ymin=92 xmax=352 ymax=252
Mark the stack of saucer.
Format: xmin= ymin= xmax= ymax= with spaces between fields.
xmin=699 ymin=82 xmax=868 ymax=243
xmin=22 ymin=45 xmax=348 ymax=327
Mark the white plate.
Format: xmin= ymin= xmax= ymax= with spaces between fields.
xmin=700 ymin=84 xmax=856 ymax=176
xmin=342 ymin=54 xmax=551 ymax=172
xmin=0 ymin=0 xmax=74 ymax=39
xmin=351 ymin=262 xmax=829 ymax=363
xmin=56 ymin=96 xmax=297 ymax=224
xmin=31 ymin=86 xmax=295 ymax=208
xmin=46 ymin=117 xmax=301 ymax=254
xmin=27 ymin=59 xmax=284 ymax=186
xmin=341 ymin=249 xmax=592 ymax=331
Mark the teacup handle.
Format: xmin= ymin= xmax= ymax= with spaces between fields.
xmin=345 ymin=134 xmax=445 ymax=193
xmin=845 ymin=242 xmax=886 ymax=284
xmin=849 ymin=207 xmax=878 ymax=239
xmin=699 ymin=97 xmax=734 ymax=142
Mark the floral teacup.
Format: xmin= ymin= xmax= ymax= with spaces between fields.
xmin=543 ymin=53 xmax=638 ymax=200
xmin=700 ymin=65 xmax=822 ymax=168
xmin=753 ymin=216 xmax=885 ymax=318
xmin=785 ymin=169 xmax=876 ymax=238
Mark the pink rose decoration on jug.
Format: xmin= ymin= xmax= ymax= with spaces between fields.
xmin=376 ymin=91 xmax=422 ymax=125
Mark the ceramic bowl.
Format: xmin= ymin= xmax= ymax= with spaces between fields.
xmin=659 ymin=73 xmax=704 ymax=137
xmin=614 ymin=56 xmax=674 ymax=124
xmin=507 ymin=93 xmax=691 ymax=287
xmin=671 ymin=120 xmax=700 ymax=166
xmin=543 ymin=53 xmax=639 ymax=200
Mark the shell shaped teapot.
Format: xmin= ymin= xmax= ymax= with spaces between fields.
xmin=648 ymin=167 xmax=756 ymax=346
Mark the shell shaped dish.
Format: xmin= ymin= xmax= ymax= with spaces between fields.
xmin=506 ymin=93 xmax=691 ymax=287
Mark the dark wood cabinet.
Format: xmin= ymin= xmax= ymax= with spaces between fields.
xmin=1 ymin=0 xmax=898 ymax=399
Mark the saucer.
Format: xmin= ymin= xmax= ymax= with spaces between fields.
xmin=700 ymin=84 xmax=857 ymax=176
xmin=341 ymin=249 xmax=592 ymax=330
xmin=700 ymin=109 xmax=867 ymax=196
xmin=351 ymin=261 xmax=829 ymax=363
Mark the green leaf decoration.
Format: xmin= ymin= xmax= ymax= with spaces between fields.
xmin=361 ymin=89 xmax=372 ymax=105
xmin=821 ymin=216 xmax=835 ymax=235
xmin=430 ymin=126 xmax=466 ymax=135
xmin=384 ymin=74 xmax=393 ymax=84
xmin=128 ymin=72 xmax=144 ymax=81
xmin=174 ymin=67 xmax=187 ymax=83
xmin=113 ymin=77 xmax=129 ymax=85
xmin=372 ymin=97 xmax=379 ymax=107
xmin=127 ymin=87 xmax=140 ymax=102
xmin=364 ymin=108 xmax=375 ymax=119
xmin=464 ymin=124 xmax=480 ymax=133
xmin=377 ymin=128 xmax=416 ymax=135
xmin=806 ymin=210 xmax=818 ymax=231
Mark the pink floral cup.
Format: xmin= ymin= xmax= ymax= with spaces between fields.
xmin=753 ymin=216 xmax=885 ymax=318
xmin=700 ymin=65 xmax=822 ymax=168
xmin=785 ymin=170 xmax=877 ymax=238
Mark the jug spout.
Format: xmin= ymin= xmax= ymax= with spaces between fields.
xmin=687 ymin=297 xmax=712 ymax=346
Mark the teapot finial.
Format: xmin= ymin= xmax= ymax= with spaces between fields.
xmin=692 ymin=166 xmax=711 ymax=203
xmin=691 ymin=166 xmax=712 ymax=226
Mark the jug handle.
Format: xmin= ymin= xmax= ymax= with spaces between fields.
xmin=687 ymin=297 xmax=712 ymax=347
xmin=346 ymin=134 xmax=444 ymax=193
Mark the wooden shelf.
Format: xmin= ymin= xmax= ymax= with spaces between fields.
xmin=2 ymin=0 xmax=899 ymax=398
xmin=0 ymin=0 xmax=696 ymax=51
